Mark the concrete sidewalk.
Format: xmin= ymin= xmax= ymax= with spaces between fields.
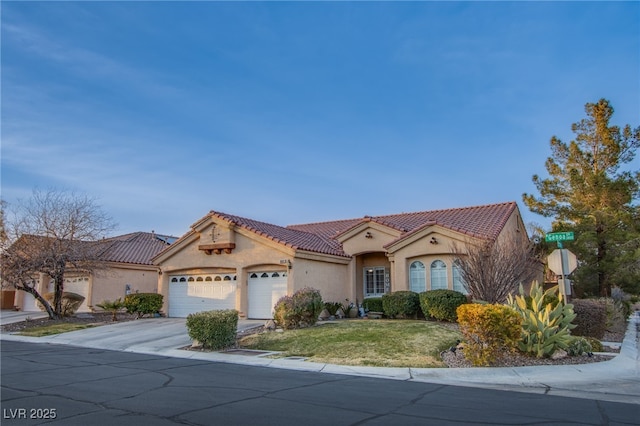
xmin=2 ymin=311 xmax=638 ymax=405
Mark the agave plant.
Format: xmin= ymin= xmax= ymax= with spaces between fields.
xmin=507 ymin=282 xmax=576 ymax=358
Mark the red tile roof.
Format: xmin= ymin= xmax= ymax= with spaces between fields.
xmin=209 ymin=202 xmax=518 ymax=258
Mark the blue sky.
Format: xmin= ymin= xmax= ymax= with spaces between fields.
xmin=2 ymin=1 xmax=639 ymax=238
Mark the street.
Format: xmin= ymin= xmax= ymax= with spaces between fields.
xmin=1 ymin=341 xmax=638 ymax=425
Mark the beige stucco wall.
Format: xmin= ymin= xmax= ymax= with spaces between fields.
xmin=156 ymin=226 xmax=293 ymax=316
xmin=290 ymin=256 xmax=349 ymax=304
xmin=13 ymin=265 xmax=159 ymax=313
xmin=90 ymin=264 xmax=159 ymax=309
xmin=389 ymin=227 xmax=471 ymax=292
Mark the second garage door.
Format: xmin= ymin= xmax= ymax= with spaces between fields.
xmin=248 ymin=271 xmax=288 ymax=319
xmin=168 ymin=274 xmax=237 ymax=317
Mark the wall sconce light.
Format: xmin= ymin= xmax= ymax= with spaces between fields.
xmin=430 ymin=236 xmax=438 ymax=245
xmin=280 ymin=259 xmax=292 ymax=269
xmin=365 ymin=232 xmax=373 ymax=239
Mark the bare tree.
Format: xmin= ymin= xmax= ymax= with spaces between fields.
xmin=1 ymin=189 xmax=116 ymax=319
xmin=452 ymin=237 xmax=540 ymax=303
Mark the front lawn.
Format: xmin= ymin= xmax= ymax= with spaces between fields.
xmin=237 ymin=320 xmax=462 ymax=368
xmin=17 ymin=323 xmax=96 ymax=337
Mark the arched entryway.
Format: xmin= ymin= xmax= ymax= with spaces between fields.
xmin=355 ymin=252 xmax=391 ymax=300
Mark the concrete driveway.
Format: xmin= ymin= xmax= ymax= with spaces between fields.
xmin=0 ymin=311 xmax=264 ymax=355
xmin=0 ymin=310 xmax=48 ymax=325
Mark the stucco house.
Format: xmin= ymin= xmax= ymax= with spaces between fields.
xmin=153 ymin=201 xmax=528 ymax=319
xmin=10 ymin=232 xmax=174 ymax=312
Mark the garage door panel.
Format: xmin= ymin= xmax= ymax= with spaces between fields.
xmin=248 ymin=272 xmax=287 ymax=319
xmin=169 ymin=274 xmax=237 ymax=317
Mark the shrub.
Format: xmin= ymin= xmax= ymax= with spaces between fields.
xmin=96 ymin=298 xmax=125 ymax=321
xmin=571 ymin=299 xmax=606 ymax=339
xmin=456 ymin=303 xmax=521 ymax=366
xmin=507 ymin=283 xmax=576 ymax=358
xmin=362 ymin=297 xmax=384 ymax=313
xmin=124 ymin=293 xmax=163 ymax=318
xmin=603 ymin=295 xmax=632 ymax=327
xmin=566 ymin=336 xmax=593 ymax=356
xmin=273 ymin=287 xmax=323 ymax=330
xmin=381 ymin=291 xmax=420 ymax=319
xmin=585 ymin=336 xmax=603 ymax=352
xmin=419 ymin=290 xmax=468 ymax=322
xmin=186 ymin=309 xmax=238 ymax=350
xmin=39 ymin=292 xmax=85 ymax=317
xmin=341 ymin=299 xmax=356 ymax=317
xmin=324 ymin=302 xmax=342 ymax=316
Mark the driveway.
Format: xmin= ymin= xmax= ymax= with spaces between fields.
xmin=0 ymin=315 xmax=264 ymax=354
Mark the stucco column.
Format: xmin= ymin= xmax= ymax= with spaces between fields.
xmin=13 ymin=286 xmax=24 ymax=310
xmin=348 ymin=258 xmax=357 ymax=301
xmin=86 ymin=274 xmax=94 ymax=311
xmin=236 ymin=268 xmax=246 ymax=318
xmin=158 ymin=271 xmax=170 ymax=315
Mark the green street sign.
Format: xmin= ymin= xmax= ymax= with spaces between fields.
xmin=545 ymin=232 xmax=575 ymax=243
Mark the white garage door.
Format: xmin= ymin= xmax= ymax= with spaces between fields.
xmin=169 ymin=274 xmax=237 ymax=318
xmin=64 ymin=277 xmax=91 ymax=312
xmin=21 ymin=279 xmax=54 ymax=312
xmin=248 ymin=271 xmax=288 ymax=319
xmin=22 ymin=277 xmax=90 ymax=312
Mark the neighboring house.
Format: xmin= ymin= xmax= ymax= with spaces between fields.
xmin=10 ymin=232 xmax=175 ymax=312
xmin=153 ymin=201 xmax=528 ymax=319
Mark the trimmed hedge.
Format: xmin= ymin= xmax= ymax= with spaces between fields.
xmin=186 ymin=309 xmax=238 ymax=350
xmin=419 ymin=289 xmax=468 ymax=321
xmin=457 ymin=303 xmax=521 ymax=366
xmin=273 ymin=287 xmax=323 ymax=330
xmin=381 ymin=291 xmax=420 ymax=319
xmin=362 ymin=297 xmax=384 ymax=313
xmin=124 ymin=293 xmax=163 ymax=318
xmin=571 ymin=299 xmax=606 ymax=339
xmin=39 ymin=292 xmax=85 ymax=317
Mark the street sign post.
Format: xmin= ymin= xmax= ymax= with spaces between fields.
xmin=547 ymin=248 xmax=578 ymax=298
xmin=545 ymin=232 xmax=574 ymax=248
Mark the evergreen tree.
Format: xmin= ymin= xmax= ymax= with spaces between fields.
xmin=523 ymin=99 xmax=640 ymax=296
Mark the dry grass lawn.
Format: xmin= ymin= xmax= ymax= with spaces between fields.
xmin=17 ymin=323 xmax=95 ymax=337
xmin=238 ymin=319 xmax=463 ymax=368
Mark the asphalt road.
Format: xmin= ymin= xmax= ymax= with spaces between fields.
xmin=2 ymin=341 xmax=638 ymax=425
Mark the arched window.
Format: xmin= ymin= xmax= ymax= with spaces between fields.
xmin=409 ymin=261 xmax=426 ymax=293
xmin=261 ymin=273 xmax=269 ymax=278
xmin=214 ymin=276 xmax=222 ymax=281
xmin=453 ymin=260 xmax=468 ymax=294
xmin=205 ymin=276 xmax=213 ymax=281
xmin=430 ymin=260 xmax=447 ymax=290
xmin=271 ymin=272 xmax=280 ymax=277
xmin=179 ymin=277 xmax=186 ymax=282
xmin=250 ymin=273 xmax=258 ymax=278
xmin=196 ymin=277 xmax=203 ymax=281
xmin=223 ymin=276 xmax=231 ymax=281
xmin=171 ymin=278 xmax=178 ymax=283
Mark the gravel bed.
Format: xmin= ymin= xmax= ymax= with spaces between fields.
xmin=441 ymin=348 xmax=615 ymax=368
